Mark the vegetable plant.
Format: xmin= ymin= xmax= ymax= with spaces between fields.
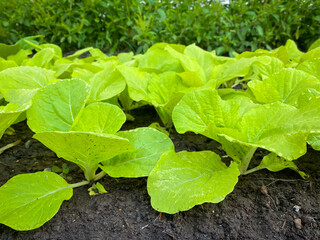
xmin=1 ymin=37 xmax=320 ymax=231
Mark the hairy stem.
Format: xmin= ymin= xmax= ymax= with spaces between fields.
xmin=239 ymin=147 xmax=257 ymax=174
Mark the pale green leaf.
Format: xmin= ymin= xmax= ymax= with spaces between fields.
xmin=101 ymin=127 xmax=174 ymax=177
xmin=0 ymin=171 xmax=72 ymax=231
xmin=0 ymin=58 xmax=17 ymax=71
xmin=248 ymin=69 xmax=320 ymax=105
xmin=138 ymin=47 xmax=183 ymax=73
xmin=147 ymin=150 xmax=240 ymax=214
xmin=308 ymin=133 xmax=320 ymax=150
xmin=89 ymin=61 xmax=126 ymax=101
xmin=285 ymin=39 xmax=304 ymax=63
xmin=308 ymin=39 xmax=320 ymax=51
xmin=297 ymin=58 xmax=320 ymax=80
xmin=250 ymin=153 xmax=308 ymax=179
xmin=24 ymin=48 xmax=55 ymax=68
xmin=71 ymin=102 xmax=126 ymax=134
xmin=0 ymin=66 xmax=56 ymax=105
xmin=0 ymin=103 xmax=30 ymax=138
xmin=27 ymin=79 xmax=90 ymax=133
xmin=6 ymin=49 xmax=32 ymax=66
xmin=301 ymin=47 xmax=320 ymax=62
xmin=211 ymin=56 xmax=271 ymax=87
xmin=0 ymin=42 xmax=20 ymax=59
xmin=173 ymin=89 xmax=320 ymax=161
xmin=33 ymin=132 xmax=135 ymax=178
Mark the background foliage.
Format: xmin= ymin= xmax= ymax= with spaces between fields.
xmin=0 ymin=0 xmax=319 ymax=55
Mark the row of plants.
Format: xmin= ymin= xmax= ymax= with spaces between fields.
xmin=1 ymin=0 xmax=319 ymax=54
xmin=0 ymin=37 xmax=320 ymax=231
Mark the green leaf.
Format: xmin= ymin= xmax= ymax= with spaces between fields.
xmin=95 ymin=182 xmax=107 ymax=194
xmin=0 ymin=171 xmax=73 ymax=231
xmin=0 ymin=66 xmax=56 ymax=105
xmin=0 ymin=103 xmax=30 ymax=138
xmin=285 ymin=39 xmax=303 ymax=63
xmin=0 ymin=42 xmax=20 ymax=59
xmin=308 ymin=39 xmax=320 ymax=52
xmin=248 ymin=69 xmax=320 ymax=106
xmin=165 ymin=45 xmax=207 ymax=85
xmin=89 ymin=61 xmax=126 ymax=101
xmin=71 ymin=102 xmax=126 ymax=134
xmin=297 ymin=58 xmax=320 ymax=80
xmin=0 ymin=58 xmax=18 ymax=72
xmin=138 ymin=46 xmax=184 ymax=73
xmin=27 ymin=79 xmax=90 ymax=133
xmin=101 ymin=127 xmax=174 ymax=177
xmin=248 ymin=153 xmax=308 ymax=179
xmin=173 ymin=89 xmax=320 ymax=161
xmin=250 ymin=57 xmax=284 ymax=80
xmin=184 ymin=44 xmax=217 ymax=81
xmin=147 ymin=151 xmax=240 ymax=214
xmin=308 ymin=133 xmax=320 ymax=150
xmin=24 ymin=48 xmax=55 ymax=68
xmin=210 ymin=56 xmax=271 ymax=87
xmin=33 ymin=132 xmax=135 ymax=180
xmin=6 ymin=49 xmax=32 ymax=66
xmin=301 ymin=47 xmax=320 ymax=62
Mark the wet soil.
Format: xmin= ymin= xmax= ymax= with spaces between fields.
xmin=0 ymin=106 xmax=319 ymax=240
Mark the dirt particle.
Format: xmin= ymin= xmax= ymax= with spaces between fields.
xmin=294 ymin=218 xmax=302 ymax=229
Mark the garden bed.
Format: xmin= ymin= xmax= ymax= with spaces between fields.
xmin=1 ymin=106 xmax=319 ymax=240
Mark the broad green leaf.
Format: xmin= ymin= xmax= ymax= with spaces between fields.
xmin=118 ymin=52 xmax=134 ymax=63
xmin=301 ymin=47 xmax=320 ymax=62
xmin=27 ymin=79 xmax=90 ymax=133
xmin=249 ymin=153 xmax=308 ymax=179
xmin=101 ymin=127 xmax=174 ymax=177
xmin=0 ymin=171 xmax=73 ymax=231
xmin=248 ymin=69 xmax=320 ymax=106
xmin=118 ymin=65 xmax=189 ymax=112
xmin=6 ymin=49 xmax=32 ymax=65
xmin=71 ymin=102 xmax=126 ymax=134
xmin=297 ymin=58 xmax=320 ymax=80
xmin=250 ymin=57 xmax=284 ymax=80
xmin=138 ymin=47 xmax=184 ymax=73
xmin=33 ymin=132 xmax=135 ymax=180
xmin=308 ymin=134 xmax=320 ymax=150
xmin=0 ymin=103 xmax=30 ymax=138
xmin=173 ymin=89 xmax=320 ymax=161
xmin=117 ymin=65 xmax=150 ymax=102
xmin=165 ymin=45 xmax=206 ymax=85
xmin=308 ymin=39 xmax=320 ymax=51
xmin=173 ymin=89 xmax=256 ymax=141
xmin=0 ymin=66 xmax=56 ymax=105
xmin=89 ymin=61 xmax=126 ymax=101
xmin=0 ymin=42 xmax=20 ymax=59
xmin=210 ymin=56 xmax=271 ymax=87
xmin=184 ymin=44 xmax=217 ymax=81
xmin=0 ymin=58 xmax=17 ymax=71
xmin=23 ymin=40 xmax=62 ymax=59
xmin=24 ymin=48 xmax=55 ymax=68
xmin=147 ymin=151 xmax=240 ymax=214
xmin=285 ymin=39 xmax=303 ymax=63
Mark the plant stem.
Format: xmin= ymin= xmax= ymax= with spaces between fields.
xmin=68 ymin=181 xmax=90 ymax=189
xmin=92 ymin=171 xmax=107 ymax=182
xmin=239 ymin=147 xmax=257 ymax=175
xmin=0 ymin=139 xmax=21 ymax=154
xmin=242 ymin=166 xmax=263 ymax=175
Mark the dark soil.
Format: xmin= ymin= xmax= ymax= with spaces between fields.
xmin=1 ymin=106 xmax=319 ymax=240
